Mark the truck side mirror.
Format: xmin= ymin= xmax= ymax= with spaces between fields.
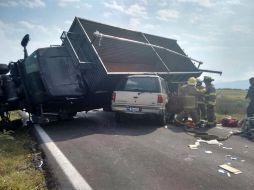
xmin=21 ymin=34 xmax=30 ymax=59
xmin=21 ymin=34 xmax=30 ymax=47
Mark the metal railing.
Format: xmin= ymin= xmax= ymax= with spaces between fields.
xmin=60 ymin=31 xmax=92 ymax=68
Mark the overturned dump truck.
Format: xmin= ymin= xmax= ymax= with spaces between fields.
xmin=0 ymin=17 xmax=221 ymax=123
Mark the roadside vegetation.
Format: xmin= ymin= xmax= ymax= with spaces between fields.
xmin=216 ymin=89 xmax=248 ymax=121
xmin=0 ymin=113 xmax=47 ymax=190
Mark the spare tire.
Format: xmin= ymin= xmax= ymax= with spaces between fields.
xmin=0 ymin=64 xmax=9 ymax=75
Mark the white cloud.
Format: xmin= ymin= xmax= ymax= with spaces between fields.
xmin=103 ymin=12 xmax=114 ymax=18
xmin=177 ymin=0 xmax=214 ymax=8
xmin=129 ymin=18 xmax=141 ymax=30
xmin=143 ymin=23 xmax=156 ymax=30
xmin=19 ymin=21 xmax=48 ymax=33
xmin=183 ymin=33 xmax=216 ymax=42
xmin=64 ymin=20 xmax=73 ymax=25
xmin=232 ymin=25 xmax=252 ymax=35
xmin=0 ymin=20 xmax=23 ymax=62
xmin=75 ymin=2 xmax=92 ymax=9
xmin=0 ymin=0 xmax=45 ymax=8
xmin=141 ymin=0 xmax=148 ymax=5
xmin=25 ymin=0 xmax=45 ymax=8
xmin=127 ymin=4 xmax=147 ymax=17
xmin=58 ymin=0 xmax=79 ymax=7
xmin=104 ymin=1 xmax=147 ymax=18
xmin=104 ymin=1 xmax=124 ymax=12
xmin=157 ymin=0 xmax=168 ymax=7
xmin=57 ymin=0 xmax=92 ymax=8
xmin=189 ymin=14 xmax=203 ymax=23
xmin=223 ymin=0 xmax=241 ymax=5
xmin=0 ymin=1 xmax=18 ymax=7
xmin=0 ymin=19 xmax=62 ymax=63
xmin=157 ymin=9 xmax=179 ymax=21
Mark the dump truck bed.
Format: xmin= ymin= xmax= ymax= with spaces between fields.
xmin=60 ymin=17 xmax=201 ymax=93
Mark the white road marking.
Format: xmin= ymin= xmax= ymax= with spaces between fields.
xmin=34 ymin=125 xmax=93 ymax=190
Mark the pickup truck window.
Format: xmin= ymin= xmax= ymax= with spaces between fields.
xmin=120 ymin=77 xmax=160 ymax=92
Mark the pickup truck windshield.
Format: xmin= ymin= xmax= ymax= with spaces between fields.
xmin=120 ymin=77 xmax=160 ymax=92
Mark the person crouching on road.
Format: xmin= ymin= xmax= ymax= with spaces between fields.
xmin=175 ymin=77 xmax=201 ymax=128
xmin=196 ymin=79 xmax=206 ymax=120
xmin=203 ymin=76 xmax=216 ymax=127
xmin=246 ymin=77 xmax=254 ymax=117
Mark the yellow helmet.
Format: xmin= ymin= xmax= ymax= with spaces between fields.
xmin=187 ymin=77 xmax=197 ymax=86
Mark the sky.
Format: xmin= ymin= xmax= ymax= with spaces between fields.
xmin=0 ymin=0 xmax=253 ymax=82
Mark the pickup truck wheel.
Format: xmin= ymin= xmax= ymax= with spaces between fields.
xmin=157 ymin=111 xmax=167 ymax=126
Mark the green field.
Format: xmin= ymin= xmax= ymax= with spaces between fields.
xmin=216 ymin=89 xmax=248 ymax=121
xmin=0 ymin=116 xmax=47 ymax=190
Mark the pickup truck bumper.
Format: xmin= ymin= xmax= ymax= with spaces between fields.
xmin=112 ymin=104 xmax=165 ymax=115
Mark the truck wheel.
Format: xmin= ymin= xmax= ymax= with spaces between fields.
xmin=103 ymin=107 xmax=112 ymax=112
xmin=58 ymin=112 xmax=76 ymax=121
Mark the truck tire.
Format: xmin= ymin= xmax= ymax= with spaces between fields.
xmin=58 ymin=112 xmax=76 ymax=121
xmin=0 ymin=64 xmax=9 ymax=75
xmin=157 ymin=110 xmax=167 ymax=126
xmin=103 ymin=107 xmax=112 ymax=112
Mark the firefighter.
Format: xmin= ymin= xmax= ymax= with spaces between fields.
xmin=175 ymin=77 xmax=201 ymax=127
xmin=246 ymin=77 xmax=254 ymax=117
xmin=196 ymin=79 xmax=206 ymax=120
xmin=203 ymin=76 xmax=216 ymax=127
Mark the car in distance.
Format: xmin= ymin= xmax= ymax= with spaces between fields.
xmin=111 ymin=75 xmax=169 ymax=125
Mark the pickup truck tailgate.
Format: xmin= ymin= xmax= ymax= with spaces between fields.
xmin=114 ymin=91 xmax=159 ymax=106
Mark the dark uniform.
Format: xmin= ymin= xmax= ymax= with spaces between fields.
xmin=246 ymin=77 xmax=254 ymax=117
xmin=196 ymin=79 xmax=206 ymax=120
xmin=203 ymin=76 xmax=216 ymax=127
xmin=176 ymin=77 xmax=201 ymax=126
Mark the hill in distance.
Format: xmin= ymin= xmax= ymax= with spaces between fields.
xmin=214 ymin=80 xmax=249 ymax=89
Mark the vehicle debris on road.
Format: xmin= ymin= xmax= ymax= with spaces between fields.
xmin=222 ymin=146 xmax=233 ymax=150
xmin=219 ymin=164 xmax=242 ymax=174
xmin=197 ymin=139 xmax=223 ymax=146
xmin=188 ymin=141 xmax=200 ymax=149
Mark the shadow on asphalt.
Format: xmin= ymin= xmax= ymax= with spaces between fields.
xmin=166 ymin=123 xmax=211 ymax=135
xmin=40 ymin=111 xmax=160 ymax=142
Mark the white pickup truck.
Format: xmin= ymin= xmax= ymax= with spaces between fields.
xmin=111 ymin=75 xmax=169 ymax=125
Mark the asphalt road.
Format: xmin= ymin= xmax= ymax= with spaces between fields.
xmin=40 ymin=110 xmax=254 ymax=190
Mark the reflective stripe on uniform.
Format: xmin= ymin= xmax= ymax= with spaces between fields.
xmin=208 ymin=101 xmax=216 ymax=106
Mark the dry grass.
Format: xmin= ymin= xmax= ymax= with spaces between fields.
xmin=0 ymin=128 xmax=47 ymax=190
xmin=216 ymin=89 xmax=248 ymax=121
